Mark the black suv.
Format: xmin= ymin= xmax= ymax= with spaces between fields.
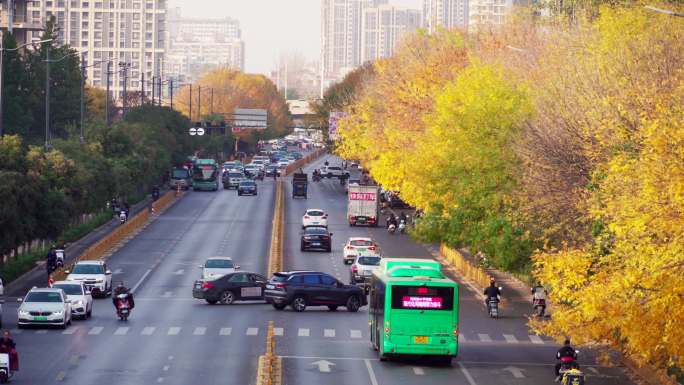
xmin=300 ymin=226 xmax=332 ymax=252
xmin=264 ymin=271 xmax=367 ymax=312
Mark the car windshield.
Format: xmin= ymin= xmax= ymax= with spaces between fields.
xmin=240 ymin=181 xmax=256 ymax=186
xmin=53 ymin=284 xmax=83 ymax=295
xmin=72 ymin=264 xmax=104 ymax=274
xmin=25 ymin=291 xmax=63 ymax=303
xmin=172 ymin=169 xmax=189 ymax=178
xmin=350 ymin=239 xmax=373 ymax=247
xmin=305 ymin=227 xmax=328 ymax=235
xmin=357 ymin=256 xmax=381 ymax=266
xmin=205 ymin=259 xmax=234 ymax=269
xmin=307 ymin=210 xmax=325 ymax=217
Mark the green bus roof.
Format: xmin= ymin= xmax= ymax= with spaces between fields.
xmin=378 ymin=258 xmax=442 ymax=275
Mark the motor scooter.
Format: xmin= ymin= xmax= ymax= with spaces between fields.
xmin=398 ymin=219 xmax=406 ymax=234
xmin=55 ymin=249 xmax=65 ymax=268
xmin=557 ymin=351 xmax=581 ymax=381
xmin=0 ymin=353 xmax=10 ymax=383
xmin=533 ymin=298 xmax=546 ymax=317
xmin=119 ymin=210 xmax=127 ymax=224
xmin=487 ymin=288 xmax=502 ymax=318
xmin=387 ymin=223 xmax=396 ymax=234
xmin=116 ymin=294 xmax=131 ymax=321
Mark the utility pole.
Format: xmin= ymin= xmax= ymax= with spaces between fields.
xmin=189 ymin=84 xmax=193 ymax=121
xmin=105 ymin=61 xmax=111 ymax=125
xmin=80 ymin=53 xmax=85 ymax=143
xmin=0 ymin=30 xmax=4 ymax=137
xmin=169 ymin=78 xmax=174 ymax=109
xmin=44 ymin=43 xmax=50 ymax=151
xmin=157 ymin=75 xmax=162 ymax=106
xmin=151 ymin=75 xmax=155 ymax=105
xmin=141 ymin=71 xmax=145 ymax=105
xmin=121 ymin=62 xmax=129 ymax=118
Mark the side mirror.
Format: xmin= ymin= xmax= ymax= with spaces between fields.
xmin=575 ymin=350 xmax=580 ymax=354
xmin=106 ymin=270 xmax=112 ymax=275
xmin=64 ymin=270 xmax=70 ymax=274
xmin=329 ymin=233 xmax=333 ymax=237
xmin=235 ymin=265 xmax=241 ymax=270
xmin=85 ymin=291 xmax=91 ymax=295
xmin=198 ymin=265 xmax=204 ymax=268
xmin=17 ymin=298 xmax=23 ymax=303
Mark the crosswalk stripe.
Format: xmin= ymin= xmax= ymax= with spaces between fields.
xmin=62 ymin=327 xmax=78 ymax=335
xmin=167 ymin=327 xmax=181 ymax=336
xmin=350 ymin=330 xmax=362 ymax=339
xmin=298 ymin=328 xmax=310 ymax=337
xmin=36 ymin=330 xmax=48 ymax=334
xmin=529 ymin=335 xmax=544 ymax=344
xmin=246 ymin=327 xmax=258 ymax=336
xmin=219 ymin=328 xmax=232 ymax=336
xmin=503 ymin=334 xmax=519 ymax=343
xmin=114 ymin=327 xmax=129 ymax=335
xmin=142 ymin=327 xmax=156 ymax=335
xmin=324 ymin=329 xmax=335 ymax=338
xmin=88 ymin=327 xmax=104 ymax=335
xmin=193 ymin=327 xmax=206 ymax=336
xmin=274 ymin=328 xmax=284 ymax=336
xmin=478 ymin=333 xmax=492 ymax=342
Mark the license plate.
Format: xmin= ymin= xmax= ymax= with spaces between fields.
xmin=358 ymin=217 xmax=367 ymax=222
xmin=413 ymin=336 xmax=428 ymax=344
xmin=363 ymin=270 xmax=372 ymax=276
xmin=266 ymin=284 xmax=274 ymax=289
xmin=312 ymin=242 xmax=320 ymax=246
xmin=35 ymin=316 xmax=48 ymax=321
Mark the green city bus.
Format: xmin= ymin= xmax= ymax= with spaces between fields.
xmin=369 ymin=258 xmax=459 ymax=364
xmin=192 ymin=159 xmax=219 ymax=191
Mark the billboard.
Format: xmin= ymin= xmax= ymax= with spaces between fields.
xmin=232 ymin=108 xmax=268 ymax=133
xmin=328 ymin=111 xmax=345 ymax=141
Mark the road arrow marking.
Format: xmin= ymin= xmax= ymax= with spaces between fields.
xmin=503 ymin=366 xmax=526 ymax=378
xmin=413 ymin=367 xmax=425 ymax=375
xmin=312 ymin=360 xmax=335 ymax=373
xmin=588 ymin=367 xmax=600 ymax=375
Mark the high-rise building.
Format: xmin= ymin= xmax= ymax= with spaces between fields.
xmin=320 ymin=0 xmax=387 ymax=88
xmin=468 ymin=0 xmax=513 ymax=27
xmin=165 ymin=8 xmax=244 ymax=83
xmin=423 ymin=0 xmax=469 ymax=31
xmin=0 ymin=0 xmax=44 ymax=44
xmin=21 ymin=0 xmax=166 ymax=102
xmin=361 ymin=5 xmax=421 ymax=63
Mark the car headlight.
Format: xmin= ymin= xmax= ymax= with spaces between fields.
xmin=74 ymin=300 xmax=84 ymax=306
xmin=54 ymin=310 xmax=64 ymax=315
xmin=18 ymin=310 xmax=29 ymax=317
xmin=95 ymin=279 xmax=104 ymax=283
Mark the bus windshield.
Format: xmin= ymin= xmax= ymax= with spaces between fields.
xmin=172 ymin=169 xmax=189 ymax=179
xmin=391 ymin=285 xmax=454 ymax=310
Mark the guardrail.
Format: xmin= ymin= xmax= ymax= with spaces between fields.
xmin=255 ymin=321 xmax=282 ymax=385
xmin=284 ymin=149 xmax=326 ymax=176
xmin=268 ymin=180 xmax=285 ymax=277
xmin=50 ymin=191 xmax=178 ymax=281
xmin=440 ymin=243 xmax=491 ymax=289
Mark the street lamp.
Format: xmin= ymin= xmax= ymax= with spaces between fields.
xmin=0 ymin=38 xmax=53 ymax=137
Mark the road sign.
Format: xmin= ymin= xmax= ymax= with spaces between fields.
xmin=311 ymin=360 xmax=335 ymax=373
xmin=189 ymin=127 xmax=197 ymax=135
xmin=233 ymin=108 xmax=267 ymax=131
xmin=196 ymin=127 xmax=205 ymax=136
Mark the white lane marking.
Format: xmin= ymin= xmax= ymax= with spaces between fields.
xmin=193 ymin=327 xmax=206 ymax=335
xmin=157 ymin=377 xmax=164 ymax=383
xmin=173 ymin=269 xmax=184 ymax=275
xmin=413 ymin=367 xmax=425 ymax=375
xmin=112 ymin=268 xmax=123 ymax=274
xmin=274 ymin=327 xmax=284 ymax=336
xmin=246 ymin=327 xmax=258 ymax=336
xmin=529 ymin=335 xmax=544 ymax=344
xmin=114 ymin=327 xmax=129 ymax=335
xmin=62 ymin=327 xmax=78 ymax=335
xmin=168 ymin=356 xmax=174 ymax=361
xmin=459 ymin=362 xmax=479 ymax=385
xmin=88 ymin=326 xmax=104 ymax=335
xmin=324 ymin=329 xmax=336 ymax=338
xmin=36 ymin=329 xmax=48 ymax=334
xmin=220 ymin=327 xmax=232 ymax=336
xmin=350 ymin=330 xmax=362 ymax=339
xmin=131 ymin=269 xmax=153 ymax=294
xmin=503 ymin=334 xmax=519 ymax=343
xmin=161 ymin=291 xmax=173 ymax=298
xmin=163 ymin=365 xmax=170 ymax=371
xmin=365 ymin=359 xmax=379 ymax=385
xmin=141 ymin=326 xmax=156 ymax=335
xmin=55 ymin=371 xmax=67 ymax=381
xmin=298 ymin=328 xmax=310 ymax=337
xmin=478 ymin=333 xmax=492 ymax=342
xmin=167 ymin=327 xmax=181 ymax=336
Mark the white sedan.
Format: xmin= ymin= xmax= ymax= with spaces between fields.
xmin=200 ymin=257 xmax=240 ymax=281
xmin=52 ymin=280 xmax=93 ymax=319
xmin=302 ymin=209 xmax=328 ymax=229
xmin=343 ymin=237 xmax=379 ymax=264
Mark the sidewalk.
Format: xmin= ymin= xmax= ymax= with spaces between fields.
xmin=4 ymin=191 xmax=164 ymax=298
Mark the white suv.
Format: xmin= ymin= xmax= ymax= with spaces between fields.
xmin=343 ymin=237 xmax=379 ymax=264
xmin=324 ymin=166 xmax=348 ymax=179
xmin=66 ymin=261 xmax=112 ymax=298
xmin=302 ymin=209 xmax=328 ymax=229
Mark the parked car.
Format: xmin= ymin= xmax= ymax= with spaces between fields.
xmin=300 ymin=226 xmax=333 ymax=252
xmin=193 ymin=272 xmax=268 ymax=305
xmin=65 ymin=261 xmax=112 ymax=298
xmin=237 ymin=180 xmax=258 ymax=196
xmin=52 ymin=280 xmax=93 ymax=319
xmin=302 ymin=209 xmax=328 ymax=229
xmin=200 ymin=257 xmax=240 ymax=281
xmin=264 ymin=271 xmax=367 ymax=312
xmin=343 ymin=237 xmax=379 ymax=264
xmin=18 ymin=287 xmax=72 ymax=328
xmin=349 ymin=254 xmax=382 ymax=284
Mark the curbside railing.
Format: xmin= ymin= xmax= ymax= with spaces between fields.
xmin=284 ymin=149 xmax=326 ymax=176
xmin=255 ymin=321 xmax=282 ymax=385
xmin=440 ymin=243 xmax=491 ymax=289
xmin=268 ymin=180 xmax=285 ymax=277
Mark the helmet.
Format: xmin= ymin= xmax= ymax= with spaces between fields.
xmin=117 ymin=282 xmax=125 ymax=288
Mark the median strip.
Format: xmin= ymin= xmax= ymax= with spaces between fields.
xmin=255 ymin=321 xmax=282 ymax=385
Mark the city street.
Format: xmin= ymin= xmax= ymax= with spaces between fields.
xmin=3 ymin=155 xmax=633 ymax=385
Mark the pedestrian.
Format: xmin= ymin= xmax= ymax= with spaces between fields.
xmin=46 ymin=247 xmax=57 ymax=282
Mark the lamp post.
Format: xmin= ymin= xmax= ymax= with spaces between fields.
xmin=0 ymin=38 xmax=53 ymax=137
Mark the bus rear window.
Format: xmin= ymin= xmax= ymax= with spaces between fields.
xmin=391 ymin=286 xmax=454 ymax=310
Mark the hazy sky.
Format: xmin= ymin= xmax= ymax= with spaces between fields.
xmin=168 ymin=0 xmax=422 ymax=75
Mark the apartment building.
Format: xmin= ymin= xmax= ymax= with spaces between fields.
xmin=360 ymin=4 xmax=421 ymax=62
xmin=0 ymin=0 xmax=44 ymax=44
xmin=423 ymin=0 xmax=469 ymax=31
xmin=20 ymin=0 xmax=166 ymax=101
xmin=468 ymin=0 xmax=513 ymax=27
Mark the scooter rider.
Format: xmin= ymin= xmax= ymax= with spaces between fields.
xmin=0 ymin=330 xmax=17 ymax=374
xmin=386 ymin=213 xmax=398 ymax=229
xmin=399 ymin=212 xmax=408 ymax=225
xmin=483 ymin=278 xmax=501 ymax=307
xmin=46 ymin=247 xmax=57 ymax=281
xmin=561 ymin=365 xmax=585 ymax=385
xmin=112 ymin=282 xmax=135 ymax=311
xmin=555 ymin=339 xmax=579 ymax=381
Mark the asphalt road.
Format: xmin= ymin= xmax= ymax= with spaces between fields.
xmin=5 ymin=153 xmax=634 ymax=385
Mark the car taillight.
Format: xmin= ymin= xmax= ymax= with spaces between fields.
xmin=346 ymin=246 xmax=354 ymax=250
xmin=369 ymin=246 xmax=376 ymax=251
xmin=323 ymin=214 xmax=328 ymax=218
xmin=275 ymin=283 xmax=285 ymax=289
xmin=349 ymin=216 xmax=356 ymax=221
xmin=202 ymin=282 xmax=214 ymax=289
xmin=352 ymin=265 xmax=358 ymax=273
xmin=304 ymin=215 xmax=309 ymax=219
